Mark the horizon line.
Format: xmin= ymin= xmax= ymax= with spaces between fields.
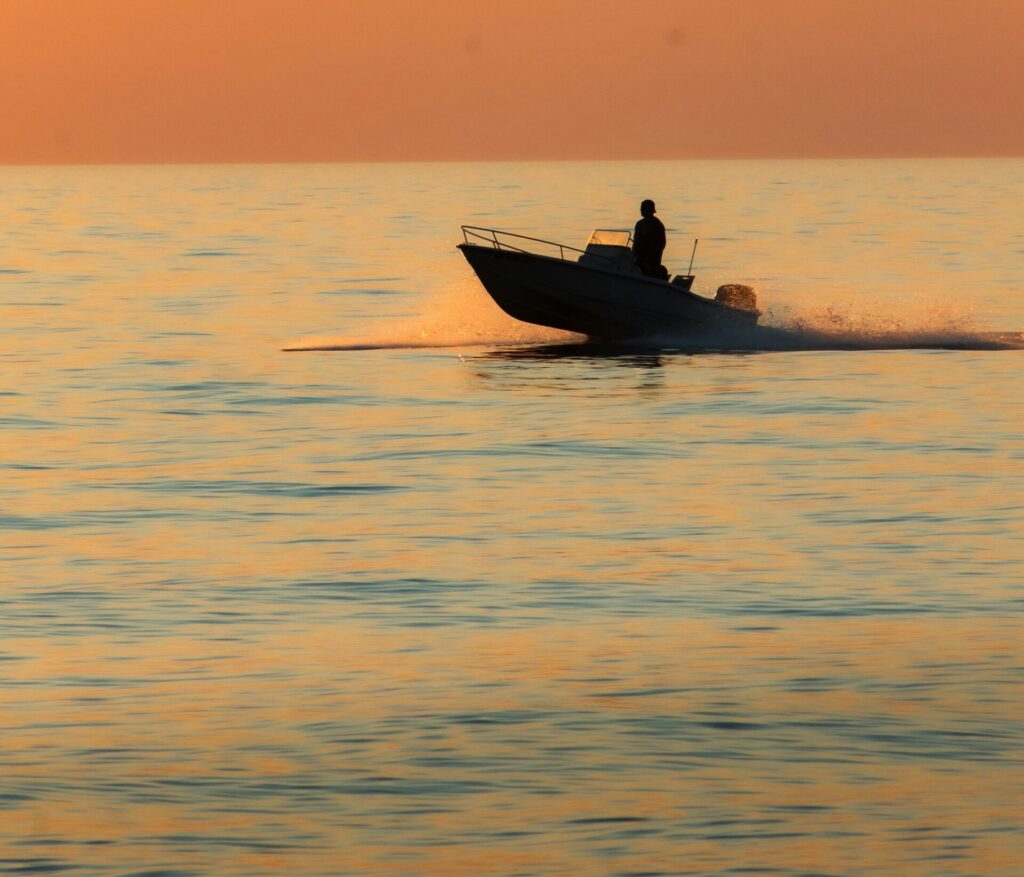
xmin=2 ymin=153 xmax=1023 ymax=170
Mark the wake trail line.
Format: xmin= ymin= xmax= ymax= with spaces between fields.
xmin=283 ymin=328 xmax=1024 ymax=354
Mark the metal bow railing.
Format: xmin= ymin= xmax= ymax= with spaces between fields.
xmin=460 ymin=225 xmax=588 ymax=261
xmin=460 ymin=226 xmax=637 ymax=272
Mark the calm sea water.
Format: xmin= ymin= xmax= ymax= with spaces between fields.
xmin=1 ymin=160 xmax=1022 ymax=877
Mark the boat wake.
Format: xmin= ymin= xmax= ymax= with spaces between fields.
xmin=282 ymin=327 xmax=1024 ymax=350
xmin=644 ymin=324 xmax=1024 ymax=352
xmin=284 ymin=323 xmax=1022 ymax=354
xmin=283 ymin=278 xmax=581 ymax=352
xmin=722 ymin=303 xmax=1024 ymax=351
xmin=282 ymin=327 xmax=579 ymax=352
xmin=283 ymin=281 xmax=1022 ymax=353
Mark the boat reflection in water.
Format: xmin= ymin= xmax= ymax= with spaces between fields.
xmin=458 ymin=225 xmax=760 ymax=342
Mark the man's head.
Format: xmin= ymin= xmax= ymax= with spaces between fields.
xmin=640 ymin=199 xmax=656 ymax=217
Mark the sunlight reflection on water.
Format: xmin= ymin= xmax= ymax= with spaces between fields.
xmin=0 ymin=160 xmax=1022 ymax=876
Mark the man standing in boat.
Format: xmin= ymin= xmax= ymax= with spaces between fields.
xmin=632 ymin=199 xmax=669 ymax=280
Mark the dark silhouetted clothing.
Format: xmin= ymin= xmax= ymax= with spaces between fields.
xmin=632 ymin=215 xmax=667 ymax=279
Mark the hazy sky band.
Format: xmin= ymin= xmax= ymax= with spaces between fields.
xmin=3 ymin=0 xmax=1022 ymax=164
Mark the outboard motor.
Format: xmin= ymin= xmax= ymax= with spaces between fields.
xmin=715 ymin=284 xmax=758 ymax=312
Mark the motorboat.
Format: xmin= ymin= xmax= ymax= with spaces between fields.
xmin=458 ymin=226 xmax=760 ymax=341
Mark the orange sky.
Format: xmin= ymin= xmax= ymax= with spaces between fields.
xmin=2 ymin=0 xmax=1022 ymax=164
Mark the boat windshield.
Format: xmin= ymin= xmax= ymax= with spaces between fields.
xmin=586 ymin=229 xmax=632 ymax=248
